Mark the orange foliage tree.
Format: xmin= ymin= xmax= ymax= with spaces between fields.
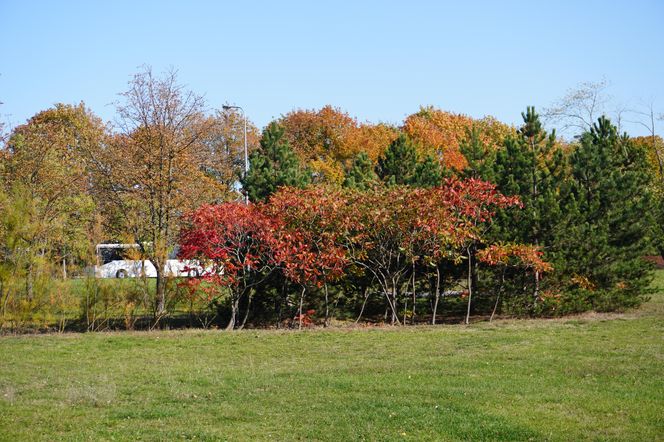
xmin=279 ymin=106 xmax=398 ymax=184
xmin=403 ymin=106 xmax=515 ymax=171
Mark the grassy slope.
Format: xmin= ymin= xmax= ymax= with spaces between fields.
xmin=1 ymin=272 xmax=662 ymax=441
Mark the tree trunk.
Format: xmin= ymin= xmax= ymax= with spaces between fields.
xmin=26 ymin=260 xmax=34 ymax=302
xmin=411 ymin=261 xmax=416 ymax=325
xmin=226 ymin=292 xmax=240 ymax=331
xmin=490 ymin=268 xmax=507 ymax=322
xmin=355 ymin=285 xmax=370 ymax=323
xmin=324 ymin=283 xmax=330 ymax=327
xmin=465 ymin=247 xmax=473 ymax=325
xmin=62 ymin=258 xmax=67 ymax=280
xmin=391 ymin=284 xmax=397 ymax=325
xmin=276 ymin=280 xmax=287 ymax=329
xmin=533 ymin=238 xmax=540 ymax=304
xmin=298 ymin=286 xmax=306 ymax=330
xmin=2 ymin=286 xmax=11 ymax=321
xmin=238 ymin=289 xmax=253 ymax=330
xmin=155 ymin=264 xmax=167 ymax=317
xmin=403 ymin=297 xmax=408 ymax=325
xmin=432 ymin=266 xmax=441 ymax=325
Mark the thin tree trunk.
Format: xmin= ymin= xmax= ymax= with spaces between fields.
xmin=155 ymin=265 xmax=166 ymax=317
xmin=298 ymin=286 xmax=306 ymax=330
xmin=490 ymin=268 xmax=507 ymax=322
xmin=411 ymin=261 xmax=416 ymax=325
xmin=403 ymin=297 xmax=408 ymax=325
xmin=324 ymin=283 xmax=330 ymax=327
xmin=26 ymin=260 xmax=34 ymax=302
xmin=62 ymin=258 xmax=67 ymax=280
xmin=2 ymin=286 xmax=11 ymax=321
xmin=465 ymin=247 xmax=473 ymax=325
xmin=225 ymin=291 xmax=239 ymax=331
xmin=276 ymin=280 xmax=287 ymax=329
xmin=238 ymin=289 xmax=253 ymax=330
xmin=391 ymin=284 xmax=397 ymax=325
xmin=356 ymin=285 xmax=370 ymax=323
xmin=432 ymin=266 xmax=441 ymax=325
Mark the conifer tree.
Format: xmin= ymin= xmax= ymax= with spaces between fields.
xmin=376 ymin=133 xmax=418 ymax=185
xmin=411 ymin=154 xmax=443 ymax=188
xmin=343 ymin=151 xmax=378 ymax=190
xmin=491 ymin=107 xmax=564 ymax=303
xmin=460 ymin=125 xmax=495 ymax=180
xmin=557 ymin=117 xmax=653 ymax=309
xmin=242 ymin=122 xmax=311 ymax=202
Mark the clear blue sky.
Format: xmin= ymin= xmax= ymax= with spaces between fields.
xmin=1 ymin=0 xmax=663 ymax=135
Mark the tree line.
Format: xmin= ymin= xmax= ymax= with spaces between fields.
xmin=0 ymin=67 xmax=662 ymax=331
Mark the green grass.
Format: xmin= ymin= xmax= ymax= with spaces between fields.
xmin=1 ymin=272 xmax=663 ymax=441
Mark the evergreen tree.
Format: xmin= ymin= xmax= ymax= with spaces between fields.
xmin=376 ymin=134 xmax=418 ymax=185
xmin=556 ymin=117 xmax=653 ymax=310
xmin=490 ymin=107 xmax=564 ymax=305
xmin=343 ymin=151 xmax=378 ymax=190
xmin=411 ymin=154 xmax=443 ymax=188
xmin=460 ymin=125 xmax=495 ymax=180
xmin=242 ymin=122 xmax=310 ymax=202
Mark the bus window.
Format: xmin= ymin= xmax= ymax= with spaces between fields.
xmin=98 ymin=247 xmax=124 ymax=265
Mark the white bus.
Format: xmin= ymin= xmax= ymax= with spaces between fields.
xmin=94 ymin=243 xmax=203 ymax=279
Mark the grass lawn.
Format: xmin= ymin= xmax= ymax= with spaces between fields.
xmin=1 ymin=272 xmax=663 ymax=441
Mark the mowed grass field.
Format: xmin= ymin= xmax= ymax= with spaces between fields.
xmin=1 ymin=273 xmax=663 ymax=441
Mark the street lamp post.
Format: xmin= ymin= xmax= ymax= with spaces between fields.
xmin=222 ymin=105 xmax=248 ymax=203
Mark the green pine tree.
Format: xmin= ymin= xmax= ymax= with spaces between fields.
xmin=460 ymin=125 xmax=495 ymax=180
xmin=411 ymin=154 xmax=443 ymax=188
xmin=343 ymin=151 xmax=378 ymax=190
xmin=242 ymin=122 xmax=311 ymax=202
xmin=492 ymin=107 xmax=562 ymax=242
xmin=556 ymin=116 xmax=654 ymax=310
xmin=490 ymin=107 xmax=565 ymax=306
xmin=376 ymin=134 xmax=418 ymax=186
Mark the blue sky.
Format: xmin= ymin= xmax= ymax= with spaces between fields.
xmin=1 ymin=0 xmax=663 ymax=135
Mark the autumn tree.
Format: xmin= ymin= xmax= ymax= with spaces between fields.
xmin=242 ymin=122 xmax=311 ymax=202
xmin=179 ymin=203 xmax=277 ymax=330
xmin=403 ymin=106 xmax=514 ymax=171
xmin=477 ymin=244 xmax=552 ymax=321
xmin=634 ymin=134 xmax=664 ymax=258
xmin=335 ymin=180 xmax=520 ymax=324
xmin=630 ymin=104 xmax=664 ymax=259
xmin=347 ymin=123 xmax=400 ymax=161
xmin=279 ymin=106 xmax=357 ymax=184
xmin=197 ymin=107 xmax=261 ymax=200
xmin=280 ymin=106 xmax=399 ymax=184
xmin=84 ymin=67 xmax=219 ymax=318
xmin=433 ymin=179 xmax=522 ymax=324
xmin=0 ymin=103 xmax=105 ymax=323
xmin=266 ymin=187 xmax=348 ymax=327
